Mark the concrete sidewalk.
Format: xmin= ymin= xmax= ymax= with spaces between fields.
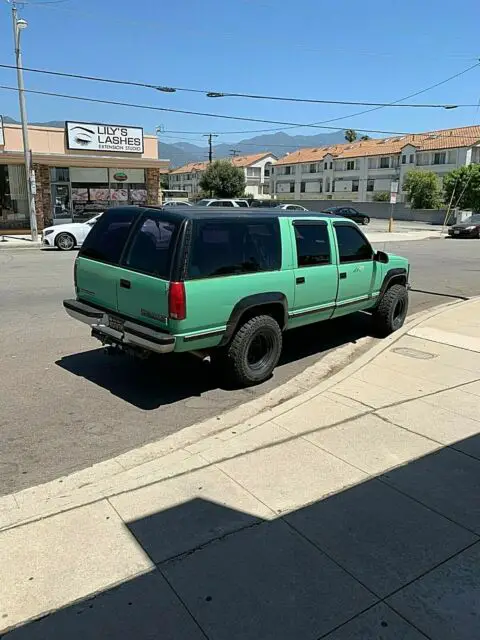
xmin=1 ymin=299 xmax=479 ymax=639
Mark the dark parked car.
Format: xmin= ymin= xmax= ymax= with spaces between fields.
xmin=448 ymin=214 xmax=480 ymax=238
xmin=322 ymin=206 xmax=370 ymax=225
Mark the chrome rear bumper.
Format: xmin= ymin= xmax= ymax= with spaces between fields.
xmin=63 ymin=299 xmax=175 ymax=354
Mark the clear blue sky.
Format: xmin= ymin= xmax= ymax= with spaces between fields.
xmin=0 ymin=0 xmax=479 ymax=147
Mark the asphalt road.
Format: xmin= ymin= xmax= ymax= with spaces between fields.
xmin=1 ymin=237 xmax=479 ymax=495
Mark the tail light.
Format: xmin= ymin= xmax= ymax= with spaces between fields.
xmin=168 ymin=282 xmax=186 ymax=320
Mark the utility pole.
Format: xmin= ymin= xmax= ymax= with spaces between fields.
xmin=229 ymin=149 xmax=240 ymax=159
xmin=11 ymin=2 xmax=37 ymax=242
xmin=203 ymin=133 xmax=218 ymax=163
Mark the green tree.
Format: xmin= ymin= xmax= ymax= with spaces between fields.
xmin=160 ymin=173 xmax=169 ymax=190
xmin=199 ymin=160 xmax=246 ymax=197
xmin=344 ymin=129 xmax=357 ymax=143
xmin=373 ymin=191 xmax=389 ymax=202
xmin=403 ymin=170 xmax=442 ymax=209
xmin=360 ymin=135 xmax=371 ymax=141
xmin=443 ymin=164 xmax=480 ymax=211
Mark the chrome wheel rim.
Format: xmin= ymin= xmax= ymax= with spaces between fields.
xmin=57 ymin=234 xmax=74 ymax=250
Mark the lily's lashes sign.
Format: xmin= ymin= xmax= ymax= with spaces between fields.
xmin=66 ymin=121 xmax=144 ymax=153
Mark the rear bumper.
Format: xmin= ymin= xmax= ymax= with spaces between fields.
xmin=63 ymin=299 xmax=175 ymax=354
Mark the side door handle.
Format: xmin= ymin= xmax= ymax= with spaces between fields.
xmin=296 ymin=276 xmax=305 ymax=285
xmin=339 ymin=272 xmax=347 ymax=279
xmin=120 ymin=279 xmax=131 ymax=289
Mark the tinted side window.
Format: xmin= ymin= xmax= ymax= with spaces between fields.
xmin=335 ymin=225 xmax=373 ymax=263
xmin=79 ymin=208 xmax=137 ymax=264
xmin=123 ymin=215 xmax=179 ymax=279
xmin=294 ymin=223 xmax=330 ymax=267
xmin=236 ymin=201 xmax=249 ymax=208
xmin=187 ymin=220 xmax=281 ymax=279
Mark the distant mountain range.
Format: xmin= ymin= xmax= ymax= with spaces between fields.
xmin=160 ymin=130 xmax=347 ymax=167
xmin=3 ymin=115 xmax=347 ymax=167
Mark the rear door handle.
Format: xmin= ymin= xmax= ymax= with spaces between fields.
xmin=120 ymin=279 xmax=131 ymax=289
xmin=340 ymin=272 xmax=347 ymax=279
xmin=296 ymin=277 xmax=305 ymax=285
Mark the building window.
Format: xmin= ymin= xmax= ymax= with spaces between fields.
xmin=285 ymin=166 xmax=292 ymax=175
xmin=325 ymin=177 xmax=330 ymax=192
xmin=346 ymin=160 xmax=355 ymax=171
xmin=309 ymin=163 xmax=316 ymax=173
xmin=401 ymin=155 xmax=406 ymax=164
xmin=300 ymin=181 xmax=306 ymax=193
xmin=332 ymin=180 xmax=336 ymax=192
xmin=380 ymin=157 xmax=390 ymax=169
xmin=366 ymin=179 xmax=374 ymax=192
xmin=319 ymin=179 xmax=323 ymax=193
xmin=324 ymin=162 xmax=328 ymax=170
xmin=448 ymin=150 xmax=457 ymax=164
xmin=352 ymin=179 xmax=359 ymax=192
xmin=433 ymin=152 xmax=446 ymax=165
xmin=368 ymin=157 xmax=377 ymax=169
xmin=271 ymin=166 xmax=274 ymax=174
xmin=329 ymin=162 xmax=333 ymax=169
xmin=409 ymin=154 xmax=415 ymax=163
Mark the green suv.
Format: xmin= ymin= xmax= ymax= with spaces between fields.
xmin=64 ymin=206 xmax=410 ymax=386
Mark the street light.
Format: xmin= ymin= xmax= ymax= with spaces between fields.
xmin=11 ymin=4 xmax=38 ymax=242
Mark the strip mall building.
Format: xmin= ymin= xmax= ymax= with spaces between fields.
xmin=0 ymin=118 xmax=168 ymax=231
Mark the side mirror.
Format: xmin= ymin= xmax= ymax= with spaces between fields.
xmin=375 ymin=250 xmax=389 ymax=264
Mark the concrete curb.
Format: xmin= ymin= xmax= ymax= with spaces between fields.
xmin=1 ymin=296 xmax=476 ymax=532
xmin=0 ymin=241 xmax=42 ymax=251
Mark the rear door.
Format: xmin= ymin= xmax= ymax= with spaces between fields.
xmin=289 ymin=220 xmax=338 ymax=327
xmin=332 ymin=222 xmax=381 ymax=316
xmin=76 ymin=208 xmax=138 ymax=311
xmin=115 ymin=211 xmax=181 ymax=330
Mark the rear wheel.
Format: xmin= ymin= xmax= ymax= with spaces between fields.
xmin=362 ymin=216 xmax=370 ymax=225
xmin=220 ymin=315 xmax=282 ymax=387
xmin=373 ymin=284 xmax=408 ymax=337
xmin=55 ymin=232 xmax=76 ymax=251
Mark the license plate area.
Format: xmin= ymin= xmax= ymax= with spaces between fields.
xmin=108 ymin=314 xmax=125 ymax=332
xmin=454 ymin=230 xmax=460 ymax=235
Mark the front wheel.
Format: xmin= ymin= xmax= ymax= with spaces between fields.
xmin=222 ymin=315 xmax=282 ymax=387
xmin=55 ymin=232 xmax=76 ymax=251
xmin=373 ymin=284 xmax=408 ymax=337
xmin=362 ymin=216 xmax=370 ymax=225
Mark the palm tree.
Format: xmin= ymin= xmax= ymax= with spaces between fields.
xmin=344 ymin=129 xmax=357 ymax=143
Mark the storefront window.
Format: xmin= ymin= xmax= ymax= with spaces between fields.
xmin=0 ymin=165 xmax=29 ymax=228
xmin=50 ymin=167 xmax=70 ymax=182
xmin=51 ymin=167 xmax=148 ymax=222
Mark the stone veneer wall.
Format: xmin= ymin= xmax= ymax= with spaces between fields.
xmin=32 ymin=164 xmax=52 ymax=231
xmin=146 ymin=168 xmax=160 ymax=205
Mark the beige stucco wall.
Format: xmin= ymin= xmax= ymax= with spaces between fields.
xmin=2 ymin=124 xmax=159 ymax=160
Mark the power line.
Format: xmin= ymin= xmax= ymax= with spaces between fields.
xmin=1 ymin=83 xmax=479 ymax=143
xmin=1 ymin=62 xmax=479 ymax=109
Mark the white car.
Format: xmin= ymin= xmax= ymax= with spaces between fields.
xmin=41 ymin=214 xmax=103 ymax=251
xmin=195 ymin=198 xmax=249 ymax=208
xmin=275 ymin=204 xmax=309 ymax=211
xmin=163 ymin=200 xmax=193 ymax=207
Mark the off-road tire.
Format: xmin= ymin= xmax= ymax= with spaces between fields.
xmin=223 ymin=315 xmax=282 ymax=387
xmin=373 ymin=284 xmax=408 ymax=337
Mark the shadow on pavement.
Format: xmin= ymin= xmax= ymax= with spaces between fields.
xmin=5 ymin=434 xmax=479 ymax=639
xmin=55 ymin=312 xmax=374 ymax=410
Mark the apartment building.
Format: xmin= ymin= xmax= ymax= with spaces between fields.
xmin=169 ymin=152 xmax=277 ymax=198
xmin=271 ymin=125 xmax=480 ymax=203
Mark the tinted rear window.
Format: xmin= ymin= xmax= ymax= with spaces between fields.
xmin=79 ymin=208 xmax=138 ymax=264
xmin=187 ymin=219 xmax=281 ymax=279
xmin=122 ymin=214 xmax=179 ymax=279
